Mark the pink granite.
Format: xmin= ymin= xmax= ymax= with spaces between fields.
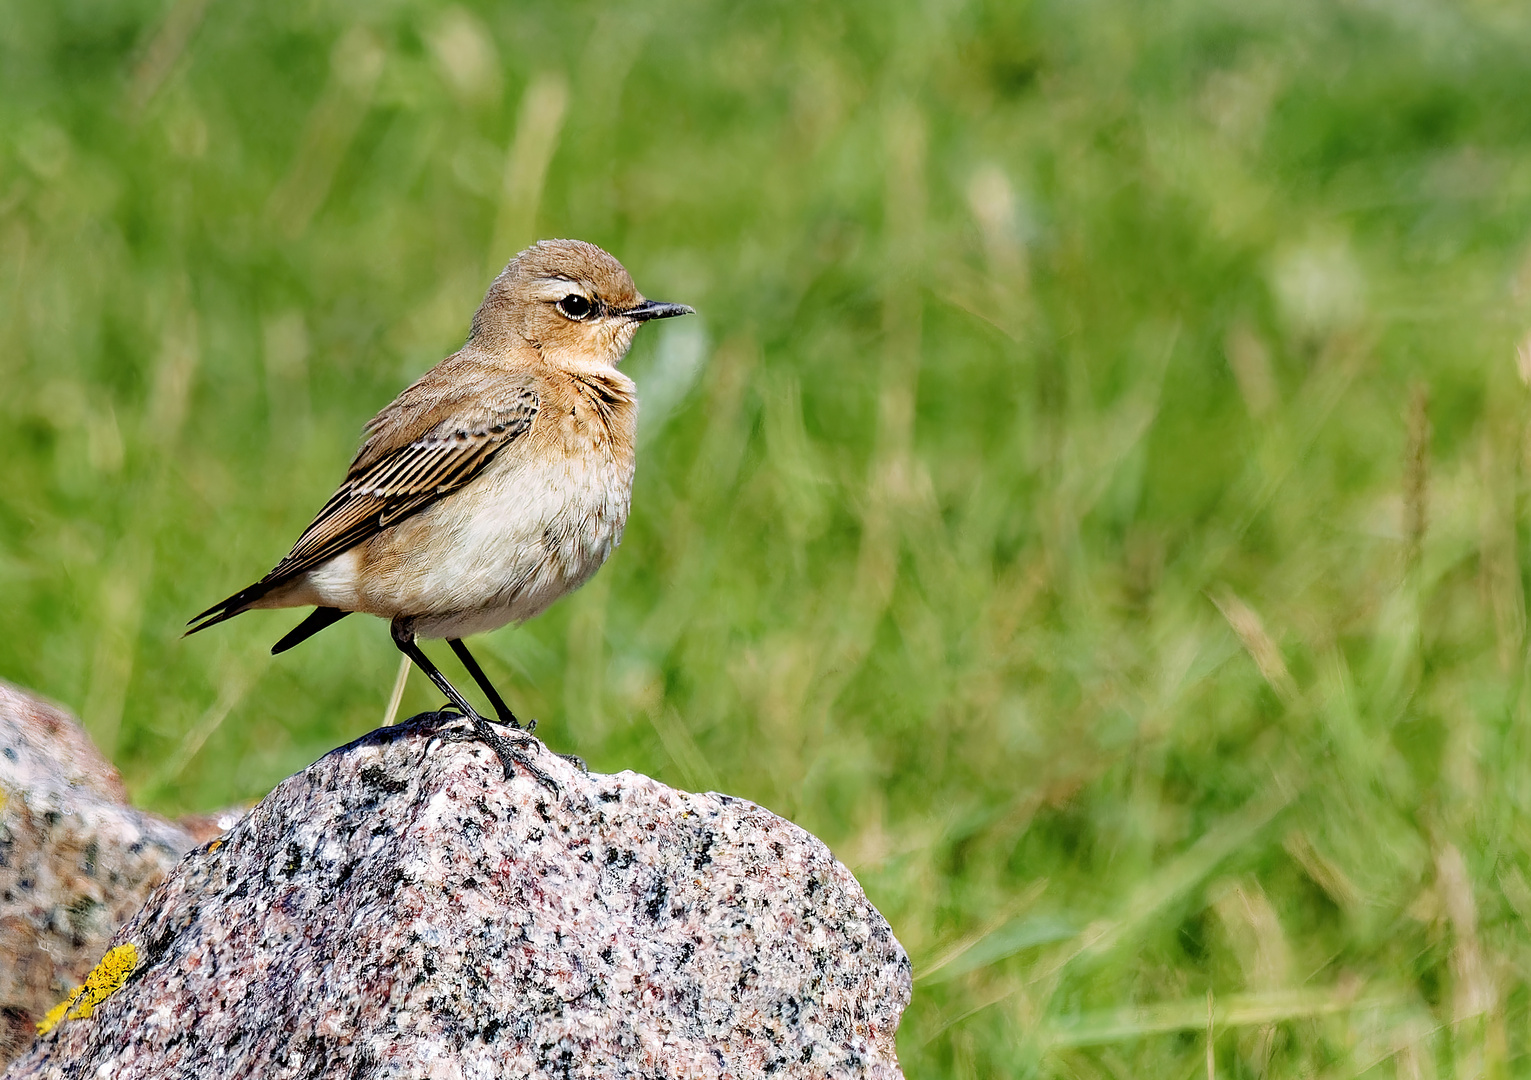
xmin=6 ymin=711 xmax=910 ymax=1079
xmin=0 ymin=682 xmax=197 ymax=1068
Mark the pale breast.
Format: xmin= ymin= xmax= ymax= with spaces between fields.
xmin=334 ymin=369 xmax=638 ymax=638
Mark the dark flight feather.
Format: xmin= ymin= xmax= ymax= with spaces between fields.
xmin=271 ymin=607 xmax=351 ymax=654
xmin=186 ymin=387 xmax=539 ymax=642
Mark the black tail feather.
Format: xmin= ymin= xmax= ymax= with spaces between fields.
xmin=271 ymin=607 xmax=351 ymax=654
xmin=185 ymin=581 xmax=275 ymax=637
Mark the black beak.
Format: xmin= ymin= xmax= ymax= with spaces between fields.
xmin=623 ymin=299 xmax=695 ymax=322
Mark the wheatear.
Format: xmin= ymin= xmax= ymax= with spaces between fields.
xmin=188 ymin=239 xmax=692 ymax=786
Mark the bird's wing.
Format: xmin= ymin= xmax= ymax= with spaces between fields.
xmin=265 ymin=385 xmax=540 ymax=584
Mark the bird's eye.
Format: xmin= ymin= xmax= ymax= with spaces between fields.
xmin=556 ymin=294 xmax=594 ymax=320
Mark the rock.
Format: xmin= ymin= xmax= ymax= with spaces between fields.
xmin=171 ymin=809 xmax=249 ymax=848
xmin=6 ymin=711 xmax=911 ymax=1080
xmin=0 ymin=682 xmax=198 ymax=1069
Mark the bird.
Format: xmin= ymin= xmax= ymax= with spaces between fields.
xmin=187 ymin=239 xmax=693 ymax=787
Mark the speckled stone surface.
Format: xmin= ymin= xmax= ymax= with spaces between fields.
xmin=0 ymin=681 xmax=197 ymax=1069
xmin=6 ymin=711 xmax=911 ymax=1080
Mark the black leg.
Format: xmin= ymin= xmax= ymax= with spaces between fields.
xmin=447 ymin=638 xmax=525 ymax=729
xmin=390 ymin=620 xmax=478 ymax=718
xmin=391 ymin=619 xmax=555 ymax=791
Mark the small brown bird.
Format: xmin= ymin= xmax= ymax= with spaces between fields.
xmin=188 ymin=239 xmax=692 ymax=785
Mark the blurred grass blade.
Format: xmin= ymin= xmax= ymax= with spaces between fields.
xmin=127 ymin=0 xmax=211 ymax=115
xmin=920 ymin=913 xmax=1073 ymax=985
xmin=489 ymin=71 xmax=569 ymax=274
xmin=265 ymin=26 xmax=385 ymax=239
xmin=1041 ymin=774 xmax=1299 ymax=981
xmin=1044 ymin=985 xmax=1414 ymax=1049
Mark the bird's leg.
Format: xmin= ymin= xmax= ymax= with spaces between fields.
xmin=391 ymin=619 xmax=555 ymax=791
xmin=446 ymin=638 xmax=531 ymax=730
xmin=446 ymin=639 xmax=579 ymax=770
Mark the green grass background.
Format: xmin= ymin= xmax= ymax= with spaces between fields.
xmin=4 ymin=0 xmax=1531 ymax=1074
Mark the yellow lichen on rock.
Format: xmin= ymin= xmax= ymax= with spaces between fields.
xmin=35 ymin=990 xmax=82 ymax=1036
xmin=35 ymin=943 xmax=139 ymax=1034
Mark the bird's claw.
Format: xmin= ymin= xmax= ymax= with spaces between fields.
xmin=429 ymin=713 xmax=558 ymax=793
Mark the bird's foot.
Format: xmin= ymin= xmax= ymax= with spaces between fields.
xmin=433 ymin=712 xmax=558 ymax=793
xmin=557 ymin=751 xmax=588 ymax=773
xmin=445 ymin=699 xmax=534 ymax=734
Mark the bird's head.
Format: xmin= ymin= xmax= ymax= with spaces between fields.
xmin=470 ymin=239 xmax=693 ymax=369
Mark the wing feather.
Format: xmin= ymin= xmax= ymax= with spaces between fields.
xmin=268 ymin=388 xmax=539 ymax=582
xmin=186 ymin=363 xmax=543 ymax=638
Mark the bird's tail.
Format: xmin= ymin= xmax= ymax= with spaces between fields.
xmin=184 ymin=581 xmax=275 ymax=637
